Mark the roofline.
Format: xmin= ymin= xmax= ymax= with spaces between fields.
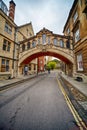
xmin=17 ymin=22 xmax=32 ymax=28
xmin=20 ymin=28 xmax=73 ymax=44
xmin=63 ymin=0 xmax=78 ymax=33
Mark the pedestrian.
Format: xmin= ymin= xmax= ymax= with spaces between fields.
xmin=24 ymin=66 xmax=28 ymax=75
xmin=48 ymin=68 xmax=50 ymax=74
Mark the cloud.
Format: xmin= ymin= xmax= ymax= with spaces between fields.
xmin=4 ymin=0 xmax=74 ymax=34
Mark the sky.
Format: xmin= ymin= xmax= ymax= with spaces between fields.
xmin=4 ymin=0 xmax=74 ymax=35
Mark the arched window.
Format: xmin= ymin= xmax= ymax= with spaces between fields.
xmin=27 ymin=42 xmax=30 ymax=49
xmin=38 ymin=38 xmax=40 ymax=44
xmin=42 ymin=34 xmax=46 ymax=44
xmin=60 ymin=40 xmax=64 ymax=47
xmin=32 ymin=41 xmax=36 ymax=48
xmin=48 ymin=37 xmax=50 ymax=44
xmin=53 ymin=38 xmax=57 ymax=46
xmin=66 ymin=40 xmax=70 ymax=49
xmin=22 ymin=44 xmax=25 ymax=51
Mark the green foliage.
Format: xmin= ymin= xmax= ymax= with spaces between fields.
xmin=47 ymin=61 xmax=56 ymax=70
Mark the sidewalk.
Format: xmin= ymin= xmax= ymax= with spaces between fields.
xmin=0 ymin=72 xmax=47 ymax=91
xmin=60 ymin=73 xmax=87 ymax=97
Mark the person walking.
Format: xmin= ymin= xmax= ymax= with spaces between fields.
xmin=24 ymin=66 xmax=28 ymax=75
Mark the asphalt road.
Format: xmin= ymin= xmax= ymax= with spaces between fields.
xmin=0 ymin=71 xmax=80 ymax=130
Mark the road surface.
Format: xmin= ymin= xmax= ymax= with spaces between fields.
xmin=0 ymin=71 xmax=79 ymax=130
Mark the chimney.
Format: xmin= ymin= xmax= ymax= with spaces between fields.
xmin=9 ymin=0 xmax=16 ymax=21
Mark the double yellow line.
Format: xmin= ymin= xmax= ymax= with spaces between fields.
xmin=56 ymin=77 xmax=87 ymax=130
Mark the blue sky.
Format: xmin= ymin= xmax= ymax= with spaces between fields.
xmin=4 ymin=0 xmax=74 ymax=34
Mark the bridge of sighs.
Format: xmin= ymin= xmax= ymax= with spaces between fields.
xmin=18 ymin=28 xmax=75 ymax=76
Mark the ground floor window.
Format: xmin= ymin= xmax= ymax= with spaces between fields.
xmin=77 ymin=53 xmax=83 ymax=71
xmin=1 ymin=59 xmax=10 ymax=72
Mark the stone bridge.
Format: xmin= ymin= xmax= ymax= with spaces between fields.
xmin=18 ymin=28 xmax=75 ymax=76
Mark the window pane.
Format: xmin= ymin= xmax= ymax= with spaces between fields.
xmin=48 ymin=37 xmax=50 ymax=44
xmin=66 ymin=40 xmax=70 ymax=49
xmin=60 ymin=40 xmax=64 ymax=47
xmin=32 ymin=41 xmax=36 ymax=48
xmin=22 ymin=44 xmax=25 ymax=51
xmin=53 ymin=38 xmax=57 ymax=46
xmin=77 ymin=54 xmax=83 ymax=71
xmin=7 ymin=42 xmax=10 ymax=51
xmin=38 ymin=38 xmax=40 ymax=44
xmin=42 ymin=34 xmax=46 ymax=44
xmin=73 ymin=11 xmax=78 ymax=23
xmin=27 ymin=42 xmax=30 ymax=49
xmin=75 ymin=29 xmax=80 ymax=42
xmin=2 ymin=59 xmax=5 ymax=65
xmin=6 ymin=60 xmax=9 ymax=65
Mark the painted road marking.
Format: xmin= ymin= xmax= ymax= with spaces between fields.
xmin=56 ymin=77 xmax=87 ymax=130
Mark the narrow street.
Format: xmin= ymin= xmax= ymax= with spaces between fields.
xmin=0 ymin=72 xmax=80 ymax=130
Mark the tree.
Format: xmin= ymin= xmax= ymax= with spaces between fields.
xmin=46 ymin=61 xmax=56 ymax=70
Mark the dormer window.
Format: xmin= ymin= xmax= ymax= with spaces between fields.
xmin=67 ymin=28 xmax=70 ymax=35
xmin=0 ymin=0 xmax=8 ymax=15
xmin=74 ymin=28 xmax=80 ymax=42
xmin=73 ymin=11 xmax=78 ymax=23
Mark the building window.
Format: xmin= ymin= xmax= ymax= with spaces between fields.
xmin=0 ymin=0 xmax=8 ymax=14
xmin=4 ymin=22 xmax=12 ymax=35
xmin=1 ymin=59 xmax=9 ymax=72
xmin=22 ymin=44 xmax=25 ymax=51
xmin=53 ymin=38 xmax=57 ymax=46
xmin=77 ymin=53 xmax=83 ymax=71
xmin=73 ymin=11 xmax=78 ymax=23
xmin=27 ymin=42 xmax=30 ymax=49
xmin=67 ymin=28 xmax=70 ymax=35
xmin=7 ymin=42 xmax=10 ymax=51
xmin=3 ymin=39 xmax=11 ymax=52
xmin=42 ymin=34 xmax=46 ymax=44
xmin=74 ymin=29 xmax=80 ymax=42
xmin=79 ymin=0 xmax=82 ymax=6
xmin=85 ymin=0 xmax=87 ymax=4
xmin=66 ymin=40 xmax=70 ymax=49
xmin=60 ymin=40 xmax=64 ymax=47
xmin=32 ymin=41 xmax=36 ymax=48
xmin=6 ymin=60 xmax=9 ymax=71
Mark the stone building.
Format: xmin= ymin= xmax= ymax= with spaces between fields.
xmin=38 ymin=56 xmax=45 ymax=72
xmin=0 ymin=0 xmax=18 ymax=79
xmin=63 ymin=0 xmax=87 ymax=81
xmin=0 ymin=0 xmax=37 ymax=79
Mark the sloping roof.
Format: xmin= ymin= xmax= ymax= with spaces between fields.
xmin=17 ymin=22 xmax=32 ymax=29
xmin=63 ymin=0 xmax=78 ymax=33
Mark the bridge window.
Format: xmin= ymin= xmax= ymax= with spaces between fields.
xmin=42 ymin=34 xmax=46 ymax=44
xmin=22 ymin=44 xmax=25 ymax=51
xmin=27 ymin=42 xmax=30 ymax=49
xmin=48 ymin=37 xmax=50 ymax=44
xmin=32 ymin=41 xmax=36 ymax=48
xmin=38 ymin=38 xmax=40 ymax=44
xmin=60 ymin=40 xmax=64 ymax=47
xmin=66 ymin=40 xmax=70 ymax=49
xmin=53 ymin=38 xmax=57 ymax=46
